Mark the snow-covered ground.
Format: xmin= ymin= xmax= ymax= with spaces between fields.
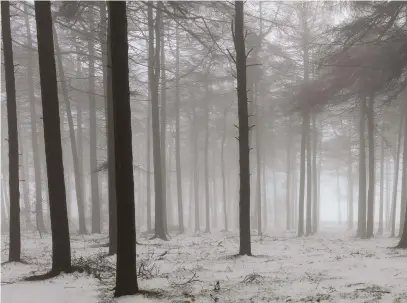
xmin=2 ymin=226 xmax=407 ymax=302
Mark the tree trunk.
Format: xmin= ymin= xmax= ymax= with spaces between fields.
xmin=397 ymin=100 xmax=407 ymax=247
xmin=101 ymin=2 xmax=117 ymax=253
xmin=204 ymin=80 xmax=211 ymax=233
xmin=174 ymin=24 xmax=184 ymax=233
xmin=148 ymin=4 xmax=166 ymax=240
xmin=221 ymin=108 xmax=228 ymax=232
xmin=87 ymin=7 xmax=101 ymax=233
xmin=305 ymin=112 xmax=312 ymax=236
xmin=390 ymin=113 xmax=404 ymax=237
xmin=311 ymin=114 xmax=318 ymax=234
xmin=399 ymin=101 xmax=407 ymax=238
xmin=234 ymin=1 xmax=251 ymax=256
xmin=254 ymin=82 xmax=262 ymax=235
xmin=17 ymin=120 xmax=31 ymax=228
xmin=336 ymin=169 xmax=341 ymax=224
xmin=193 ymin=108 xmax=200 ymax=232
xmin=108 ymin=1 xmax=138 ymax=296
xmin=52 ymin=22 xmax=86 ymax=235
xmin=35 ymin=0 xmax=71 ymax=273
xmin=347 ymin=132 xmax=354 ymax=230
xmin=298 ymin=111 xmax=307 ymax=236
xmin=2 ymin=1 xmax=21 ymax=262
xmin=357 ymin=96 xmax=367 ymax=238
xmin=378 ymin=137 xmax=385 ymax=235
xmin=160 ymin=23 xmax=168 ymax=235
xmin=366 ymin=95 xmax=375 ymax=238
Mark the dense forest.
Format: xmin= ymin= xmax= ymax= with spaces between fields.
xmin=1 ymin=1 xmax=407 ymax=302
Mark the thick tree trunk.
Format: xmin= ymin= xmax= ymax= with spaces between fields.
xmin=234 ymin=1 xmax=251 ymax=256
xmin=174 ymin=24 xmax=184 ymax=233
xmin=86 ymin=7 xmax=101 ymax=234
xmin=357 ymin=96 xmax=367 ymax=238
xmin=378 ymin=138 xmax=385 ymax=235
xmin=53 ymin=22 xmax=86 ymax=235
xmin=366 ymin=95 xmax=375 ymax=238
xmin=108 ymin=1 xmax=138 ymax=296
xmin=2 ymin=1 xmax=21 ymax=262
xmin=35 ymin=0 xmax=71 ymax=273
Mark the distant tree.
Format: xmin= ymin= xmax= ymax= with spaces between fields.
xmin=2 ymin=0 xmax=21 ymax=262
xmin=108 ymin=1 xmax=139 ymax=296
xmin=34 ymin=0 xmax=71 ymax=274
xmin=233 ymin=1 xmax=251 ymax=256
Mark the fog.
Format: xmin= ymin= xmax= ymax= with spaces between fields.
xmin=1 ymin=1 xmax=407 ymax=302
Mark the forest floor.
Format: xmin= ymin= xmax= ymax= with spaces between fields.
xmin=1 ymin=225 xmax=407 ymax=303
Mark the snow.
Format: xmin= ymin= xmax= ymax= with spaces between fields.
xmin=2 ymin=226 xmax=407 ymax=302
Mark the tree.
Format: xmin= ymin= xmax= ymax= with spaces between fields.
xmin=233 ymin=1 xmax=251 ymax=256
xmin=108 ymin=1 xmax=139 ymax=296
xmin=34 ymin=0 xmax=71 ymax=274
xmin=148 ymin=2 xmax=167 ymax=240
xmin=2 ymin=0 xmax=21 ymax=262
xmin=357 ymin=96 xmax=367 ymax=238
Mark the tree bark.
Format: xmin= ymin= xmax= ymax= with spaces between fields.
xmin=108 ymin=1 xmax=138 ymax=296
xmin=2 ymin=0 xmax=21 ymax=262
xmin=399 ymin=101 xmax=407 ymax=237
xmin=204 ymin=79 xmax=211 ymax=233
xmin=234 ymin=1 xmax=251 ymax=256
xmin=35 ymin=0 xmax=71 ymax=273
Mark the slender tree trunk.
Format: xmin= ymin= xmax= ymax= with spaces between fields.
xmin=17 ymin=121 xmax=31 ymax=228
xmin=109 ymin=1 xmax=138 ymax=296
xmin=148 ymin=3 xmax=166 ymax=240
xmin=2 ymin=1 xmax=21 ymax=262
xmin=234 ymin=1 xmax=251 ymax=256
xmin=385 ymin=157 xmax=391 ymax=232
xmin=160 ymin=23 xmax=168 ymax=235
xmin=285 ymin=121 xmax=292 ymax=230
xmin=357 ymin=96 xmax=367 ymax=238
xmin=146 ymin=89 xmax=152 ymax=232
xmin=35 ymin=0 xmax=71 ymax=273
xmin=399 ymin=101 xmax=407 ymax=238
xmin=204 ymin=80 xmax=211 ymax=233
xmin=24 ymin=3 xmax=46 ymax=233
xmin=298 ymin=112 xmax=307 ymax=236
xmin=347 ymin=132 xmax=354 ymax=230
xmin=174 ymin=24 xmax=184 ymax=233
xmin=212 ymin=149 xmax=218 ymax=229
xmin=378 ymin=138 xmax=385 ymax=235
xmin=53 ymin=22 xmax=86 ymax=234
xmin=87 ymin=7 xmax=101 ymax=233
xmin=100 ymin=2 xmax=117 ymax=252
xmin=2 ymin=182 xmax=8 ymax=232
xmin=305 ymin=113 xmax=312 ymax=236
xmin=366 ymin=95 xmax=375 ymax=238
xmin=390 ymin=113 xmax=404 ymax=237
xmin=337 ymin=169 xmax=341 ymax=224
xmin=221 ymin=108 xmax=228 ymax=232
xmin=193 ymin=108 xmax=200 ymax=232
xmin=255 ymin=82 xmax=262 ymax=235
xmin=311 ymin=114 xmax=318 ymax=234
